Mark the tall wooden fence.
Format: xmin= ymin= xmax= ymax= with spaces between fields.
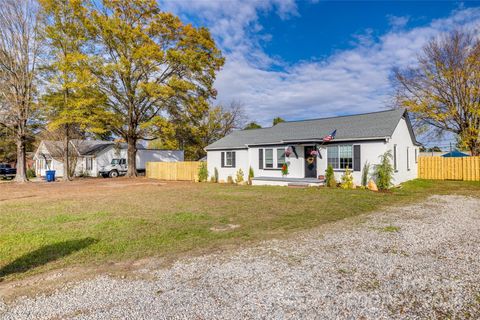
xmin=146 ymin=161 xmax=201 ymax=181
xmin=418 ymin=156 xmax=480 ymax=181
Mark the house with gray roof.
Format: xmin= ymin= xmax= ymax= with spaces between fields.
xmin=205 ymin=108 xmax=420 ymax=186
xmin=33 ymin=140 xmax=183 ymax=178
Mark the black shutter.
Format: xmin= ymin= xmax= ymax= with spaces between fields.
xmin=259 ymin=149 xmax=263 ymax=169
xmin=232 ymin=152 xmax=236 ymax=168
xmin=221 ymin=152 xmax=225 ymax=168
xmin=353 ymin=145 xmax=361 ymax=171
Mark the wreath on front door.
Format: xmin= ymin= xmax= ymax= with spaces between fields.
xmin=306 ymin=149 xmax=318 ymax=165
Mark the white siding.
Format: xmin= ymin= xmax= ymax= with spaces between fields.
xmin=212 ymin=142 xmax=389 ymax=186
xmin=209 ymin=120 xmax=418 ymax=186
xmin=387 ymin=118 xmax=418 ymax=184
xmin=33 ymin=141 xmax=184 ymax=178
xmin=320 ymin=141 xmax=388 ymax=186
xmin=207 ymin=149 xmax=249 ymax=182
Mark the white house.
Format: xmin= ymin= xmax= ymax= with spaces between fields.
xmin=206 ymin=109 xmax=420 ymax=186
xmin=34 ymin=140 xmax=183 ymax=177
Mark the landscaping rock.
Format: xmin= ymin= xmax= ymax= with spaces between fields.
xmin=367 ymin=179 xmax=378 ymax=191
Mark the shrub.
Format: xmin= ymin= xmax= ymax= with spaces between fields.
xmin=361 ymin=162 xmax=370 ymax=187
xmin=235 ymin=168 xmax=244 ymax=184
xmin=210 ymin=176 xmax=215 ymax=183
xmin=375 ymin=150 xmax=394 ymax=190
xmin=26 ymin=168 xmax=36 ymax=179
xmin=214 ymin=167 xmax=219 ymax=183
xmin=325 ymin=164 xmax=336 ymax=187
xmin=248 ymin=166 xmax=254 ymax=184
xmin=227 ymin=175 xmax=234 ymax=184
xmin=340 ymin=167 xmax=355 ymax=189
xmin=77 ymin=171 xmax=87 ymax=178
xmin=198 ymin=162 xmax=208 ymax=182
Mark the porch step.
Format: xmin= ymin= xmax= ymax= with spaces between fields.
xmin=288 ymin=183 xmax=310 ymax=187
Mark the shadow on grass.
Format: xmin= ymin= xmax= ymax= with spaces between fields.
xmin=0 ymin=238 xmax=97 ymax=280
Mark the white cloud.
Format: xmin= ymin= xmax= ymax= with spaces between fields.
xmin=387 ymin=15 xmax=410 ymax=29
xmin=162 ymin=2 xmax=480 ymax=126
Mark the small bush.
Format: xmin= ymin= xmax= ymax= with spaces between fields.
xmin=227 ymin=175 xmax=234 ymax=184
xmin=375 ymin=150 xmax=394 ymax=190
xmin=198 ymin=162 xmax=208 ymax=182
xmin=235 ymin=168 xmax=244 ymax=184
xmin=210 ymin=176 xmax=215 ymax=183
xmin=248 ymin=166 xmax=254 ymax=184
xmin=77 ymin=171 xmax=87 ymax=178
xmin=361 ymin=162 xmax=370 ymax=187
xmin=214 ymin=167 xmax=219 ymax=183
xmin=340 ymin=167 xmax=355 ymax=189
xmin=325 ymin=164 xmax=336 ymax=188
xmin=26 ymin=168 xmax=36 ymax=179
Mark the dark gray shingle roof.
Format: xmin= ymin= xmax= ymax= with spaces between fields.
xmin=206 ymin=108 xmax=414 ymax=150
xmin=43 ymin=140 xmax=146 ymax=157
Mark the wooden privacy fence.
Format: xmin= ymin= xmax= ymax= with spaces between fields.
xmin=418 ymin=156 xmax=480 ymax=181
xmin=146 ymin=161 xmax=201 ymax=181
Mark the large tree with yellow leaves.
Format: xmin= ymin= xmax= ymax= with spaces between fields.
xmin=40 ymin=0 xmax=113 ymax=180
xmin=86 ymin=0 xmax=224 ymax=176
xmin=395 ymin=30 xmax=480 ymax=155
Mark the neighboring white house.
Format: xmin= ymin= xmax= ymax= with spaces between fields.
xmin=33 ymin=140 xmax=184 ymax=177
xmin=206 ymin=109 xmax=421 ymax=186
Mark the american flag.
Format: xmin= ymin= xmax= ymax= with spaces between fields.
xmin=322 ymin=129 xmax=337 ymax=142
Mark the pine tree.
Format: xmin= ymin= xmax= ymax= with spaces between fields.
xmin=325 ymin=164 xmax=336 ymax=188
xmin=375 ymin=151 xmax=394 ymax=190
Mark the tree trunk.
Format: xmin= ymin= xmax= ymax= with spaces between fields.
xmin=14 ymin=135 xmax=27 ymax=183
xmin=469 ymin=140 xmax=480 ymax=156
xmin=126 ymin=137 xmax=137 ymax=177
xmin=63 ymin=126 xmax=71 ymax=181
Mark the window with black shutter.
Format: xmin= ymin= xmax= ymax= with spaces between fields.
xmin=222 ymin=151 xmax=235 ymax=167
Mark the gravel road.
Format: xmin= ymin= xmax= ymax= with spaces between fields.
xmin=1 ymin=195 xmax=479 ymax=319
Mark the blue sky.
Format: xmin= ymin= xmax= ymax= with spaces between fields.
xmin=162 ymin=1 xmax=480 ymax=146
xmin=259 ymin=1 xmax=476 ymax=61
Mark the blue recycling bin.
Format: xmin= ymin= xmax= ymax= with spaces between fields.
xmin=45 ymin=170 xmax=56 ymax=182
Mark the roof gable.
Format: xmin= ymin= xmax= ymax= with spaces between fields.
xmin=206 ymin=108 xmax=411 ymax=150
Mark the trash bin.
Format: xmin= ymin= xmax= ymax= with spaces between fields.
xmin=46 ymin=170 xmax=56 ymax=182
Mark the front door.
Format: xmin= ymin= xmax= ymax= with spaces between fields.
xmin=304 ymin=146 xmax=317 ymax=178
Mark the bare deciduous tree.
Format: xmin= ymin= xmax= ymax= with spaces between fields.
xmin=395 ymin=29 xmax=480 ymax=155
xmin=0 ymin=0 xmax=41 ymax=182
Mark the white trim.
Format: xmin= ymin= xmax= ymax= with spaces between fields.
xmin=326 ymin=144 xmax=354 ymax=170
xmin=224 ymin=151 xmax=234 ymax=167
xmin=260 ymin=147 xmax=285 ymax=169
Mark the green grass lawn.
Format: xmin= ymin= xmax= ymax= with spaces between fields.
xmin=0 ymin=179 xmax=479 ymax=281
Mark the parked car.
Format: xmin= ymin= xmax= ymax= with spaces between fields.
xmin=0 ymin=163 xmax=16 ymax=180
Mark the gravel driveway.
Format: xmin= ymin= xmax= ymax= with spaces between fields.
xmin=1 ymin=195 xmax=479 ymax=319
